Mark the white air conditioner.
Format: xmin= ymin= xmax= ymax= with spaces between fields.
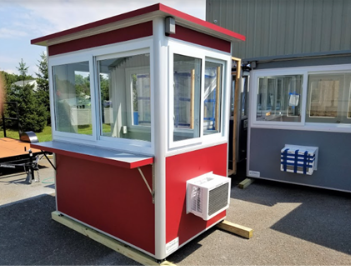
xmin=186 ymin=172 xmax=231 ymax=221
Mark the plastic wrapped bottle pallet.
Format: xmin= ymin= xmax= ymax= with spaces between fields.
xmin=280 ymin=146 xmax=317 ymax=175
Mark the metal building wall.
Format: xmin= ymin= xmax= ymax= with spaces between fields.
xmin=206 ymin=0 xmax=351 ymax=60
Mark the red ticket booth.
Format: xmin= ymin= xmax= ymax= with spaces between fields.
xmin=31 ymin=3 xmax=245 ymax=260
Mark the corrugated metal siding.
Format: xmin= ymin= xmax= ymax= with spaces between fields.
xmin=206 ymin=0 xmax=351 ymax=60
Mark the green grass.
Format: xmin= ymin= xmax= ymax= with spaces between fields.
xmin=77 ymin=124 xmax=93 ymax=135
xmin=77 ymin=124 xmax=112 ymax=135
xmin=36 ymin=126 xmax=53 ymax=142
xmin=0 ymin=124 xmax=112 ymax=142
xmin=0 ymin=126 xmax=53 ymax=142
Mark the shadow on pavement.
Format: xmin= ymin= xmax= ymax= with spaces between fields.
xmin=232 ymin=178 xmax=351 ymax=256
xmin=0 ymin=194 xmax=139 ymax=265
xmin=0 ymin=194 xmax=210 ymax=265
xmin=270 ymin=190 xmax=351 ymax=255
xmin=167 ymin=229 xmax=212 ymax=264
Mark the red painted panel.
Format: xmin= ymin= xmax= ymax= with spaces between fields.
xmin=32 ymin=5 xmax=160 ymax=45
xmin=171 ymin=25 xmax=231 ymax=53
xmin=31 ymin=3 xmax=244 ymax=46
xmin=55 ymin=154 xmax=155 ymax=254
xmin=48 ymin=22 xmax=152 ymax=56
xmin=165 ymin=144 xmax=228 ymax=244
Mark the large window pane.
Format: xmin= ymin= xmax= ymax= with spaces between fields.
xmin=203 ymin=61 xmax=223 ymax=135
xmin=98 ymin=53 xmax=151 ymax=142
xmin=307 ymin=73 xmax=351 ymax=124
xmin=173 ymin=54 xmax=201 ymax=142
xmin=133 ymin=73 xmax=151 ymax=126
xmin=53 ymin=61 xmax=92 ymax=135
xmin=257 ymin=75 xmax=303 ymax=122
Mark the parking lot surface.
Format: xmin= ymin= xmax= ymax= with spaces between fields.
xmin=0 ymin=159 xmax=350 ymax=265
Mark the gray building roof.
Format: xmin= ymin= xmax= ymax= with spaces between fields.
xmin=206 ymin=0 xmax=351 ymax=61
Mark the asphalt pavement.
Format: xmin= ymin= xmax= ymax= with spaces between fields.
xmin=0 ymin=158 xmax=350 ymax=265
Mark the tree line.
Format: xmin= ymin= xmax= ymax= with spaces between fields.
xmin=1 ymin=53 xmax=49 ymax=132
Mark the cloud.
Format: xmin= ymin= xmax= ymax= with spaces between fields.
xmin=1 ymin=0 xmax=205 ymax=39
xmin=1 ymin=69 xmax=16 ymax=74
xmin=0 ymin=0 xmax=205 ymax=75
xmin=0 ymin=55 xmax=19 ymax=64
xmin=0 ymin=28 xmax=28 ymax=39
xmin=13 ymin=0 xmax=205 ymax=34
xmin=29 ymin=65 xmax=39 ymax=76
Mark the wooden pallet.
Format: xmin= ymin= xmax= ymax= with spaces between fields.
xmin=238 ymin=178 xmax=254 ymax=189
xmin=51 ymin=211 xmax=175 ymax=266
xmin=52 ymin=212 xmax=253 ymax=265
xmin=216 ymin=220 xmax=253 ymax=239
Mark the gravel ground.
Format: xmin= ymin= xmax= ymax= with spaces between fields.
xmin=0 ymin=159 xmax=350 ymax=265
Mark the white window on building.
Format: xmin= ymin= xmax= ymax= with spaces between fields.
xmin=256 ymin=75 xmax=303 ymax=122
xmin=97 ymin=53 xmax=151 ymax=142
xmin=173 ymin=54 xmax=202 ymax=142
xmin=52 ymin=61 xmax=92 ymax=135
xmin=203 ymin=60 xmax=224 ymax=135
xmin=306 ymin=73 xmax=351 ymax=124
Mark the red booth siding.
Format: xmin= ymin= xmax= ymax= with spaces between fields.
xmin=165 ymin=143 xmax=228 ymax=245
xmin=48 ymin=21 xmax=153 ymax=56
xmin=46 ymin=23 xmax=230 ymax=57
xmin=55 ymin=154 xmax=155 ymax=254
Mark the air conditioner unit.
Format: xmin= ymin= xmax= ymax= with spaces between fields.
xmin=186 ymin=172 xmax=231 ymax=221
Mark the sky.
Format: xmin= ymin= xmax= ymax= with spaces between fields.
xmin=0 ymin=0 xmax=206 ymax=76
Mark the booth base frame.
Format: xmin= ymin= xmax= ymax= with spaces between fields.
xmin=52 ymin=211 xmax=253 ymax=265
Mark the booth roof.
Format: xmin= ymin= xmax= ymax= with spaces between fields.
xmin=31 ymin=3 xmax=245 ymax=47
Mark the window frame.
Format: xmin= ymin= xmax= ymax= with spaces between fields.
xmin=306 ymin=72 xmax=351 ymax=124
xmin=48 ymin=38 xmax=154 ymax=155
xmin=124 ymin=66 xmax=151 ymax=129
xmin=168 ymin=40 xmax=230 ymax=150
xmin=249 ymin=63 xmax=351 ymax=133
xmin=251 ymin=70 xmax=306 ymax=127
xmin=49 ymin=54 xmax=97 ymax=143
xmin=95 ymin=48 xmax=154 ymax=153
xmin=203 ymin=57 xmax=226 ymax=137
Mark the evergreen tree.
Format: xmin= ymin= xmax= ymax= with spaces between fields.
xmin=0 ymin=72 xmax=5 ymax=120
xmin=17 ymin=58 xmax=29 ymax=85
xmin=36 ymin=52 xmax=50 ymax=125
xmin=100 ymin=74 xmax=110 ymax=102
xmin=1 ymin=71 xmax=20 ymax=89
xmin=7 ymin=83 xmax=47 ymax=132
xmin=4 ymin=59 xmax=48 ymax=132
xmin=1 ymin=71 xmax=20 ymax=129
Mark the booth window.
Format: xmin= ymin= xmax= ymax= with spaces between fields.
xmin=306 ymin=73 xmax=351 ymax=124
xmin=257 ymin=75 xmax=303 ymax=122
xmin=97 ymin=53 xmax=151 ymax=142
xmin=203 ymin=61 xmax=223 ymax=135
xmin=52 ymin=61 xmax=92 ymax=135
xmin=173 ymin=54 xmax=201 ymax=142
